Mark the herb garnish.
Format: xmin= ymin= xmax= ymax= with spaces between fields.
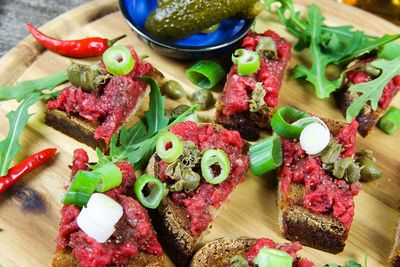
xmin=265 ymin=0 xmax=400 ymax=98
xmin=93 ymin=77 xmax=198 ymax=170
xmin=0 ymin=72 xmax=69 ymax=176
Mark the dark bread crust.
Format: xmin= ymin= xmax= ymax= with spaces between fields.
xmin=278 ymin=119 xmax=350 ymax=253
xmin=52 ymin=249 xmax=165 ymax=267
xmin=335 ymin=85 xmax=384 ymax=137
xmin=215 ymin=98 xmax=274 ymax=141
xmin=45 ymin=67 xmax=165 ymax=153
xmin=146 ymin=123 xmax=249 ymax=267
xmin=190 ymin=237 xmax=256 ymax=267
xmin=390 ymin=220 xmax=400 ymax=267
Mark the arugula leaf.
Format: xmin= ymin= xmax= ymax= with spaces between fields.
xmin=346 ymin=57 xmax=400 ymax=121
xmin=0 ymin=71 xmax=68 ymax=101
xmin=138 ymin=77 xmax=169 ymax=135
xmin=324 ymin=259 xmax=362 ymax=267
xmin=0 ymin=93 xmax=46 ymax=176
xmin=291 ymin=4 xmax=343 ymax=98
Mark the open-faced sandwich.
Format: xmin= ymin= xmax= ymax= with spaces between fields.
xmin=391 ymin=219 xmax=400 ymax=267
xmin=146 ymin=121 xmax=250 ymax=266
xmin=52 ymin=148 xmax=165 ymax=267
xmin=335 ymin=56 xmax=400 ymax=137
xmin=267 ymin=107 xmax=361 ymax=253
xmin=216 ymin=30 xmax=291 ymax=141
xmin=45 ymin=46 xmax=165 ymax=152
xmin=190 ymin=237 xmax=314 ymax=267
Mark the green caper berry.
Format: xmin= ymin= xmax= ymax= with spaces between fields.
xmin=190 ymin=90 xmax=215 ymax=110
xmin=229 ymin=255 xmax=250 ymax=267
xmin=359 ymin=157 xmax=383 ymax=181
xmin=161 ymin=80 xmax=185 ymax=100
xmin=171 ymin=104 xmax=191 ymax=120
xmin=67 ymin=62 xmax=108 ymax=92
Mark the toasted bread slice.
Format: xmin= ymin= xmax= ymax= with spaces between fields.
xmin=45 ymin=67 xmax=165 ymax=153
xmin=52 ymin=250 xmax=165 ymax=267
xmin=390 ymin=220 xmax=400 ymax=267
xmin=146 ymin=123 xmax=249 ymax=266
xmin=190 ymin=237 xmax=255 ymax=267
xmin=278 ymin=118 xmax=353 ymax=253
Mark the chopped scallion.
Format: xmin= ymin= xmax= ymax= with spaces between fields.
xmin=186 ymin=60 xmax=226 ymax=89
xmin=62 ymin=170 xmax=101 ymax=207
xmin=250 ymin=135 xmax=282 ymax=176
xmin=134 ymin=174 xmax=166 ymax=209
xmin=94 ymin=163 xmax=122 ymax=193
xmin=156 ymin=131 xmax=184 ymax=163
xmin=201 ymin=149 xmax=231 ymax=184
xmin=270 ymin=106 xmax=309 ymax=139
xmin=378 ymin=106 xmax=400 ymax=135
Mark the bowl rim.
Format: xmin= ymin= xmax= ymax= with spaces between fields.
xmin=118 ymin=0 xmax=254 ymax=52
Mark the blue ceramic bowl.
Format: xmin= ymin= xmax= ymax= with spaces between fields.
xmin=119 ymin=0 xmax=254 ymax=60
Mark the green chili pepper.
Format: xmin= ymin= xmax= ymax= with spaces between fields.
xmin=201 ymin=149 xmax=231 ymax=184
xmin=134 ymin=174 xmax=166 ymax=209
xmin=156 ymin=132 xmax=184 ymax=163
xmin=102 ymin=45 xmax=135 ymax=75
xmin=62 ymin=170 xmax=101 ymax=207
xmin=232 ymin=49 xmax=260 ymax=76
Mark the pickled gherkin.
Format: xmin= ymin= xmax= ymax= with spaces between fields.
xmin=145 ymin=0 xmax=260 ymax=40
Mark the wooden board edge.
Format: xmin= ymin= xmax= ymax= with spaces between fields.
xmin=0 ymin=0 xmax=119 ymax=87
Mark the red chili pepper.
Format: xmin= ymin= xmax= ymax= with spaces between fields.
xmin=0 ymin=148 xmax=57 ymax=193
xmin=27 ymin=23 xmax=126 ymax=58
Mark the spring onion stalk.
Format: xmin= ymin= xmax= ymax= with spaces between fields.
xmin=134 ymin=174 xmax=166 ymax=209
xmin=253 ymin=248 xmax=293 ymax=267
xmin=270 ymin=106 xmax=310 ymax=139
xmin=300 ymin=122 xmax=331 ymax=155
xmin=62 ymin=170 xmax=101 ymax=207
xmin=77 ymin=193 xmax=123 ymax=243
xmin=232 ymin=49 xmax=260 ymax=76
xmin=378 ymin=106 xmax=400 ymax=135
xmin=102 ymin=46 xmax=135 ymax=75
xmin=201 ymin=149 xmax=231 ymax=184
xmin=250 ymin=135 xmax=282 ymax=176
xmin=186 ymin=60 xmax=226 ymax=89
xmin=94 ymin=163 xmax=122 ymax=193
xmin=156 ymin=132 xmax=184 ymax=163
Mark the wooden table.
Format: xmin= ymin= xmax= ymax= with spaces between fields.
xmin=0 ymin=0 xmax=399 ymax=266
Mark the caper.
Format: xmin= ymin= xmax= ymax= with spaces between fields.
xmin=320 ymin=140 xmax=342 ymax=169
xmin=190 ymin=89 xmax=215 ymax=110
xmin=229 ymin=255 xmax=250 ymax=267
xmin=182 ymin=169 xmax=201 ymax=192
xmin=171 ymin=104 xmax=191 ymax=120
xmin=359 ymin=157 xmax=383 ymax=181
xmin=345 ymin=162 xmax=361 ymax=183
xmin=332 ymin=157 xmax=353 ymax=179
xmin=67 ymin=62 xmax=109 ymax=92
xmin=161 ymin=80 xmax=185 ymax=100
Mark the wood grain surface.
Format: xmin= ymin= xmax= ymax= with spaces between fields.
xmin=0 ymin=0 xmax=399 ymax=266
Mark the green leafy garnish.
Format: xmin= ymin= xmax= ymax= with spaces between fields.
xmin=265 ymin=0 xmax=400 ymax=98
xmin=0 ymin=71 xmax=68 ymax=101
xmin=346 ymin=57 xmax=400 ymax=121
xmin=325 ymin=260 xmax=362 ymax=267
xmin=0 ymin=93 xmax=46 ymax=176
xmin=93 ymin=77 xmax=198 ymax=170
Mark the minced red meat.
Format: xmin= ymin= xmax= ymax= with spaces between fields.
xmin=46 ymin=48 xmax=152 ymax=144
xmin=56 ymin=149 xmax=162 ymax=267
xmin=158 ymin=122 xmax=250 ymax=237
xmin=244 ymin=238 xmax=314 ymax=267
xmin=346 ymin=58 xmax=400 ymax=109
xmin=220 ymin=30 xmax=291 ymax=116
xmin=280 ymin=120 xmax=361 ymax=229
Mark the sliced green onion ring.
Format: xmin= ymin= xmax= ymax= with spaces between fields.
xmin=253 ymin=247 xmax=293 ymax=267
xmin=270 ymin=106 xmax=309 ymax=139
xmin=94 ymin=163 xmax=123 ymax=193
xmin=378 ymin=106 xmax=400 ymax=135
xmin=201 ymin=149 xmax=231 ymax=184
xmin=232 ymin=49 xmax=261 ymax=76
xmin=250 ymin=135 xmax=282 ymax=176
xmin=102 ymin=45 xmax=135 ymax=75
xmin=134 ymin=174 xmax=166 ymax=209
xmin=186 ymin=60 xmax=226 ymax=89
xmin=62 ymin=170 xmax=101 ymax=207
xmin=156 ymin=132 xmax=184 ymax=163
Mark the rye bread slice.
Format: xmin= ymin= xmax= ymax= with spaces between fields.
xmin=146 ymin=123 xmax=249 ymax=267
xmin=52 ymin=249 xmax=165 ymax=267
xmin=278 ymin=118 xmax=352 ymax=253
xmin=390 ymin=220 xmax=400 ymax=267
xmin=45 ymin=67 xmax=165 ymax=153
xmin=190 ymin=237 xmax=256 ymax=267
xmin=335 ymin=88 xmax=384 ymax=137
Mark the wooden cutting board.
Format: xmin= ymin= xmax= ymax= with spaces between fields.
xmin=0 ymin=0 xmax=399 ymax=266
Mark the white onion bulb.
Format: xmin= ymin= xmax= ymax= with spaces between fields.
xmin=300 ymin=122 xmax=330 ymax=155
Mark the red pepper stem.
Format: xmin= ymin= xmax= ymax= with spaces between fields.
xmin=107 ymin=35 xmax=127 ymax=47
